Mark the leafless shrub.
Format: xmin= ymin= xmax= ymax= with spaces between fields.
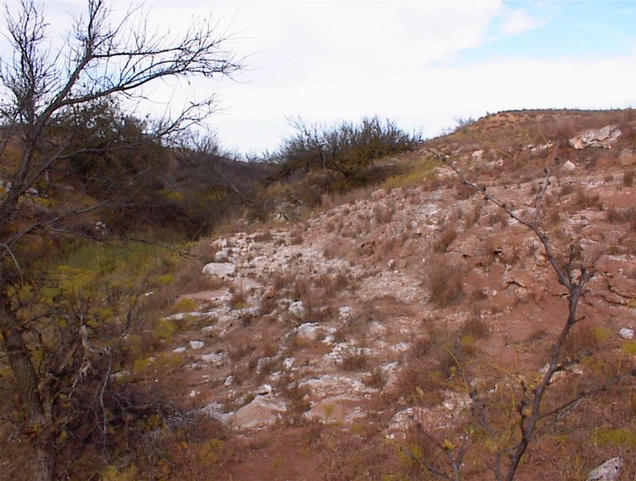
xmin=397 ymin=360 xmax=443 ymax=405
xmin=192 ymin=241 xmax=220 ymax=263
xmin=253 ymin=230 xmax=273 ymax=242
xmin=289 ymin=229 xmax=304 ymax=245
xmin=463 ymin=202 xmax=482 ymax=229
xmin=459 ymin=316 xmax=490 ymax=340
xmin=372 ymin=203 xmax=394 ymax=224
xmin=559 ymin=182 xmax=575 ymax=196
xmin=435 ymin=225 xmax=457 ymax=253
xmin=455 ymin=178 xmax=475 ymax=200
xmin=408 ymin=337 xmax=432 ymax=359
xmin=363 ymin=368 xmax=386 ymax=389
xmin=568 ymin=187 xmax=601 ymax=212
xmin=606 ymin=206 xmax=636 ymax=230
xmin=561 ymin=323 xmax=603 ymax=361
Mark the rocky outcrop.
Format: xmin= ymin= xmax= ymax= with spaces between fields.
xmin=233 ymin=395 xmax=287 ymax=430
xmin=569 ymin=125 xmax=621 ymax=149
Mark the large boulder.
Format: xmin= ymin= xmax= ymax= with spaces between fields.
xmin=569 ymin=125 xmax=621 ymax=150
xmin=202 ymin=262 xmax=235 ymax=278
xmin=233 ymin=395 xmax=287 ymax=430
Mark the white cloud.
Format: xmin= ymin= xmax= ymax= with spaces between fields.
xmin=500 ymin=8 xmax=546 ymax=35
xmin=2 ymin=1 xmax=634 ymax=155
xmin=211 ymin=54 xmax=636 ymax=152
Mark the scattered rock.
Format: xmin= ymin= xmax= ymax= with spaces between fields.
xmin=200 ymin=352 xmax=224 ymax=365
xmin=256 ymin=384 xmax=273 ymax=395
xmin=619 ymin=148 xmax=636 ymax=166
xmin=562 ymin=160 xmax=577 ymax=171
xmin=200 ymin=402 xmax=233 ymax=425
xmin=189 ymin=340 xmax=205 ymax=350
xmin=471 ymin=150 xmax=484 ymax=162
xmin=586 ymin=457 xmax=623 ymax=481
xmin=214 ymin=248 xmax=233 ymax=262
xmin=166 ymin=311 xmax=214 ymax=321
xmin=618 ymin=327 xmax=634 ymax=340
xmin=256 ymin=356 xmax=276 ymax=374
xmin=233 ymin=395 xmax=287 ymax=430
xmin=338 ymin=306 xmax=352 ymax=320
xmin=224 ymin=375 xmax=234 ymax=387
xmin=172 ymin=346 xmax=186 ymax=353
xmin=371 ymin=189 xmax=386 ymax=200
xmin=295 ymin=322 xmax=333 ymax=344
xmin=569 ymin=125 xmax=621 ymax=150
xmin=288 ymin=300 xmax=306 ymax=319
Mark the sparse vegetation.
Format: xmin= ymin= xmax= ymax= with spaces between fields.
xmin=0 ymin=11 xmax=633 ymax=477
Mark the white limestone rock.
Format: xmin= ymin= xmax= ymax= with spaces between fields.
xmin=233 ymin=395 xmax=287 ymax=430
xmin=586 ymin=457 xmax=623 ymax=481
xmin=288 ymin=300 xmax=306 ymax=319
xmin=202 ymin=262 xmax=235 ymax=278
xmin=569 ymin=125 xmax=621 ymax=150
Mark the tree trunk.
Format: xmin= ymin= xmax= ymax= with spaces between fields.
xmin=0 ymin=294 xmax=55 ymax=481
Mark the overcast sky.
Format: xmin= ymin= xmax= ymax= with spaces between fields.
xmin=3 ymin=1 xmax=636 ymax=154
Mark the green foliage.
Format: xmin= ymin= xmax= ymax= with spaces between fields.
xmin=101 ymin=464 xmax=139 ymax=481
xmin=278 ymin=116 xmax=421 ymax=180
xmin=592 ymin=326 xmax=611 ymax=344
xmin=590 ymin=428 xmax=636 ymax=447
xmin=155 ymin=319 xmax=178 ymax=340
xmin=622 ymin=340 xmax=636 ymax=355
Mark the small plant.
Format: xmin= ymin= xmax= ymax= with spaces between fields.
xmin=434 ymin=225 xmax=457 ymax=253
xmin=289 ymin=229 xmax=304 ymax=245
xmin=425 ymin=254 xmax=465 ymax=307
xmin=363 ymin=368 xmax=386 ymax=389
xmin=459 ymin=316 xmax=490 ymax=340
xmin=624 ymin=169 xmax=634 ymax=187
xmin=340 ymin=347 xmax=369 ymax=371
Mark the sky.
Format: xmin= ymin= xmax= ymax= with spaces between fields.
xmin=2 ymin=0 xmax=636 ymax=155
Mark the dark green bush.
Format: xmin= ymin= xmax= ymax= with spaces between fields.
xmin=278 ymin=116 xmax=421 ymax=181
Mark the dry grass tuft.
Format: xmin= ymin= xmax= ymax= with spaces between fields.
xmin=606 ymin=206 xmax=636 ymax=231
xmin=435 ymin=225 xmax=457 ymax=253
xmin=425 ymin=254 xmax=465 ymax=307
xmin=397 ymin=359 xmax=444 ymax=405
xmin=459 ymin=316 xmax=490 ymax=340
xmin=340 ymin=347 xmax=369 ymax=371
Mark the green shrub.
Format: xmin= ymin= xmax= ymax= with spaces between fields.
xmin=278 ymin=116 xmax=421 ymax=181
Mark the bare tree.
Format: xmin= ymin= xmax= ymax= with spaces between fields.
xmin=0 ymin=1 xmax=240 ymax=480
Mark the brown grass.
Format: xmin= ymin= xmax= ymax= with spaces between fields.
xmin=434 ymin=225 xmax=457 ymax=253
xmin=397 ymin=359 xmax=444 ymax=405
xmin=624 ymin=170 xmax=634 ymax=187
xmin=289 ymin=228 xmax=304 ymax=245
xmin=340 ymin=347 xmax=369 ymax=371
xmin=363 ymin=368 xmax=386 ymax=389
xmin=459 ymin=316 xmax=490 ymax=340
xmin=567 ymin=187 xmax=601 ymax=213
xmin=425 ymin=254 xmax=465 ymax=307
xmin=607 ymin=206 xmax=636 ymax=231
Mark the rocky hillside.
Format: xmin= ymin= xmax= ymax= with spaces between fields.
xmin=128 ymin=110 xmax=635 ymax=481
